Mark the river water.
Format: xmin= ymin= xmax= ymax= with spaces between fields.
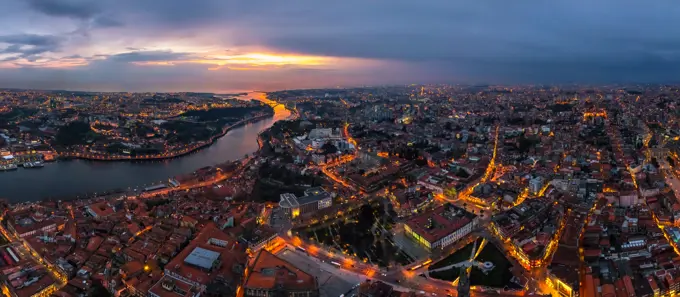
xmin=0 ymin=92 xmax=290 ymax=203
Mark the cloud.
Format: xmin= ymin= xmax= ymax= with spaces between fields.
xmin=0 ymin=34 xmax=62 ymax=47
xmin=26 ymin=0 xmax=100 ymax=20
xmin=91 ymin=16 xmax=124 ymax=28
xmin=108 ymin=50 xmax=190 ymax=63
xmin=2 ymin=0 xmax=680 ymax=90
xmin=0 ymin=34 xmax=63 ymax=61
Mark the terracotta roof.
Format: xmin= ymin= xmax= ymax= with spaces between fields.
xmin=11 ymin=216 xmax=65 ymax=236
xmin=86 ymin=236 xmax=104 ymax=252
xmin=121 ymin=261 xmax=144 ymax=279
xmin=87 ymin=202 xmax=115 ymax=217
xmin=148 ymin=276 xmax=194 ymax=297
xmin=602 ymin=284 xmax=615 ymax=297
xmin=244 ymin=250 xmax=317 ymax=292
xmin=404 ymin=205 xmax=473 ymax=243
xmin=164 ymin=223 xmax=246 ymax=287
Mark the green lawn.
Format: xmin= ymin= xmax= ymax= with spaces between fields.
xmin=469 ymin=243 xmax=523 ymax=289
xmin=428 ymin=238 xmax=482 ymax=281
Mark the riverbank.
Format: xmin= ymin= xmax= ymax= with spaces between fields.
xmin=0 ymin=92 xmax=290 ymax=202
xmin=57 ymin=113 xmax=273 ymax=162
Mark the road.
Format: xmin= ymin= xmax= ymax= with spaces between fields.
xmin=317 ymin=122 xmax=362 ymax=193
xmin=299 ymin=123 xmax=530 ymax=296
xmin=659 ymin=161 xmax=680 ymax=202
xmin=0 ymin=212 xmax=68 ymax=294
xmin=277 ymin=241 xmax=516 ymax=297
xmin=454 ymin=125 xmax=500 ymax=209
xmin=0 ymin=95 xmax=289 ymax=296
xmin=134 ymin=158 xmax=250 ymax=199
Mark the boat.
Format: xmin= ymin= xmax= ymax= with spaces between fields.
xmin=0 ymin=164 xmax=18 ymax=171
xmin=24 ymin=162 xmax=43 ymax=169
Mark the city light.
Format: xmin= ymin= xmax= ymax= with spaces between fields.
xmin=3 ymin=85 xmax=678 ymax=297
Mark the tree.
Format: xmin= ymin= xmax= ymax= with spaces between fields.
xmin=321 ymin=142 xmax=338 ymax=154
xmin=55 ymin=121 xmax=91 ymax=146
xmin=88 ymin=282 xmax=111 ymax=297
xmin=444 ymin=186 xmax=457 ymax=199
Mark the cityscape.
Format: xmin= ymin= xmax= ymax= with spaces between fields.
xmin=1 ymin=84 xmax=680 ymax=297
xmin=2 ymin=1 xmax=680 ymax=297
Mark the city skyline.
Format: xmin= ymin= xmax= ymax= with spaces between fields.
xmin=2 ymin=83 xmax=680 ymax=297
xmin=1 ymin=0 xmax=680 ymax=92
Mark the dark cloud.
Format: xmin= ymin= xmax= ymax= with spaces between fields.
xmin=0 ymin=44 xmax=23 ymax=53
xmin=4 ymin=0 xmax=680 ymax=90
xmin=108 ymin=51 xmax=190 ymax=63
xmin=26 ymin=0 xmax=100 ymax=20
xmin=91 ymin=16 xmax=124 ymax=28
xmin=0 ymin=34 xmax=63 ymax=59
xmin=0 ymin=34 xmax=62 ymax=47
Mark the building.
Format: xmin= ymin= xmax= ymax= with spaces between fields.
xmin=308 ymin=128 xmax=341 ymax=140
xmin=647 ymin=147 xmax=669 ymax=160
xmin=279 ymin=188 xmax=332 ymax=219
xmin=162 ymin=223 xmax=246 ymax=295
xmin=7 ymin=215 xmax=65 ymax=238
xmin=243 ymin=250 xmax=319 ymax=297
xmin=148 ymin=275 xmax=197 ymax=297
xmin=86 ymin=201 xmax=116 ymax=218
xmin=358 ymin=280 xmax=393 ymax=297
xmin=619 ymin=191 xmax=639 ymax=207
xmin=417 ymin=175 xmax=446 ymax=194
xmin=239 ymin=226 xmax=280 ymax=254
xmin=529 ymin=176 xmax=545 ymax=196
xmin=369 ymin=105 xmax=393 ymax=122
xmin=404 ymin=204 xmax=477 ymax=250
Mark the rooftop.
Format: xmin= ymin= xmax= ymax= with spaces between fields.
xmin=148 ymin=276 xmax=194 ymax=297
xmin=184 ymin=247 xmax=220 ymax=270
xmin=164 ymin=223 xmax=245 ymax=287
xmin=404 ymin=204 xmax=475 ymax=243
xmin=244 ymin=250 xmax=317 ymax=292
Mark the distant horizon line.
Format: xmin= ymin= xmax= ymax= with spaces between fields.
xmin=0 ymin=83 xmax=677 ymax=95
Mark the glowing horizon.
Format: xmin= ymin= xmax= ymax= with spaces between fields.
xmin=132 ymin=52 xmax=340 ymax=70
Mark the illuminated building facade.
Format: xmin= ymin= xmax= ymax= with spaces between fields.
xmin=279 ymin=188 xmax=332 ymax=219
xmin=404 ymin=205 xmax=477 ymax=250
xmin=547 ymin=273 xmax=577 ymax=297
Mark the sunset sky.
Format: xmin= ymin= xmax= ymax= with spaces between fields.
xmin=1 ymin=0 xmax=679 ymax=92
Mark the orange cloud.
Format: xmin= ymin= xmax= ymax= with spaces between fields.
xmin=0 ymin=56 xmax=91 ymax=68
xmin=132 ymin=52 xmax=337 ymax=70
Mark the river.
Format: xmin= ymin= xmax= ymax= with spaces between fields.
xmin=0 ymin=92 xmax=291 ymax=203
